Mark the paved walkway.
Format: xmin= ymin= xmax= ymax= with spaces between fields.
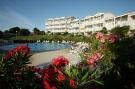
xmin=30 ymin=48 xmax=81 ymax=66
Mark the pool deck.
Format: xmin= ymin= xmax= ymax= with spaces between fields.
xmin=30 ymin=48 xmax=81 ymax=66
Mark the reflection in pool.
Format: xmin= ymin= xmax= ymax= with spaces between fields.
xmin=0 ymin=43 xmax=70 ymax=52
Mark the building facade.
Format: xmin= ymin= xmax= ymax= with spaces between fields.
xmin=105 ymin=12 xmax=135 ymax=30
xmin=45 ymin=16 xmax=75 ymax=33
xmin=80 ymin=13 xmax=114 ymax=32
xmin=68 ymin=19 xmax=80 ymax=33
xmin=45 ymin=12 xmax=135 ymax=33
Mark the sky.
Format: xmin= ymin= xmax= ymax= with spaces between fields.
xmin=0 ymin=0 xmax=135 ymax=31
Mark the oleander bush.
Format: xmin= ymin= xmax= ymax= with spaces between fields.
xmin=0 ymin=32 xmax=135 ymax=89
xmin=0 ymin=46 xmax=42 ymax=89
xmin=42 ymin=56 xmax=103 ymax=89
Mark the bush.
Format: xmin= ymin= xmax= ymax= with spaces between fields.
xmin=0 ymin=45 xmax=42 ymax=89
xmin=100 ymin=27 xmax=108 ymax=34
xmin=42 ymin=56 xmax=103 ymax=89
xmin=63 ymin=32 xmax=68 ymax=35
xmin=19 ymin=29 xmax=30 ymax=36
xmin=1 ymin=32 xmax=135 ymax=89
xmin=91 ymin=32 xmax=135 ymax=89
xmin=103 ymin=36 xmax=135 ymax=89
xmin=111 ymin=26 xmax=130 ymax=37
xmin=0 ymin=31 xmax=3 ymax=38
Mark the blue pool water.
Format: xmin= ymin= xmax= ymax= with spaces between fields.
xmin=0 ymin=43 xmax=70 ymax=52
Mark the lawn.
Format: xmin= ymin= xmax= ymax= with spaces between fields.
xmin=11 ymin=34 xmax=92 ymax=43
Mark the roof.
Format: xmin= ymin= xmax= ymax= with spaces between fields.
xmin=47 ymin=16 xmax=76 ymax=21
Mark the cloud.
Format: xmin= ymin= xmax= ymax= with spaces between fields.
xmin=0 ymin=5 xmax=36 ymax=30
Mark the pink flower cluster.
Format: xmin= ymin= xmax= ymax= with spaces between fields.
xmin=57 ymin=73 xmax=65 ymax=82
xmin=42 ymin=66 xmax=57 ymax=89
xmin=3 ymin=49 xmax=15 ymax=61
xmin=52 ymin=56 xmax=69 ymax=67
xmin=3 ymin=45 xmax=30 ymax=61
xmin=96 ymin=32 xmax=105 ymax=43
xmin=15 ymin=45 xmax=30 ymax=54
xmin=42 ymin=65 xmax=76 ymax=89
xmin=96 ymin=32 xmax=118 ymax=44
xmin=42 ymin=56 xmax=76 ymax=89
xmin=108 ymin=34 xmax=118 ymax=43
xmin=70 ymin=79 xmax=76 ymax=87
xmin=28 ymin=66 xmax=42 ymax=73
xmin=87 ymin=53 xmax=102 ymax=65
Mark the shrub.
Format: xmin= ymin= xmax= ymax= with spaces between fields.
xmin=90 ymin=32 xmax=135 ymax=89
xmin=42 ymin=56 xmax=103 ymax=89
xmin=102 ymin=36 xmax=135 ymax=89
xmin=100 ymin=27 xmax=108 ymax=34
xmin=1 ymin=31 xmax=135 ymax=89
xmin=63 ymin=32 xmax=68 ymax=35
xmin=0 ymin=31 xmax=4 ymax=38
xmin=0 ymin=45 xmax=42 ymax=89
xmin=111 ymin=26 xmax=130 ymax=37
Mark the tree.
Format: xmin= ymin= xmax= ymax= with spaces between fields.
xmin=0 ymin=31 xmax=3 ymax=38
xmin=4 ymin=30 xmax=9 ymax=33
xmin=40 ymin=31 xmax=45 ymax=35
xmin=33 ymin=27 xmax=40 ymax=35
xmin=19 ymin=29 xmax=30 ymax=36
xmin=9 ymin=27 xmax=21 ymax=34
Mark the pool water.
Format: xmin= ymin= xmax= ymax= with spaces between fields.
xmin=0 ymin=43 xmax=70 ymax=52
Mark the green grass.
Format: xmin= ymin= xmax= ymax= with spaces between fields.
xmin=11 ymin=34 xmax=92 ymax=43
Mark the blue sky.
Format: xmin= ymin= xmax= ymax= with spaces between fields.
xmin=0 ymin=0 xmax=135 ymax=31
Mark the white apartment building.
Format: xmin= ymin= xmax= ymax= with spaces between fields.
xmin=45 ymin=16 xmax=75 ymax=33
xmin=68 ymin=19 xmax=80 ymax=33
xmin=105 ymin=12 xmax=135 ymax=30
xmin=80 ymin=13 xmax=114 ymax=32
xmin=45 ymin=12 xmax=135 ymax=33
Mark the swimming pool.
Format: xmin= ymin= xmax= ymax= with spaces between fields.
xmin=0 ymin=43 xmax=70 ymax=52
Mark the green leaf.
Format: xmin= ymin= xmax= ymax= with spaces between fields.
xmin=92 ymin=79 xmax=104 ymax=85
xmin=90 ymin=68 xmax=97 ymax=78
xmin=79 ymin=53 xmax=84 ymax=60
xmin=80 ymin=71 xmax=89 ymax=82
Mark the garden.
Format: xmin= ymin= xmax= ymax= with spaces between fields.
xmin=0 ymin=27 xmax=135 ymax=89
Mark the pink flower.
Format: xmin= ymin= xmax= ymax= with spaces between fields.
xmin=96 ymin=32 xmax=106 ymax=43
xmin=3 ymin=56 xmax=9 ymax=61
xmin=44 ymin=73 xmax=50 ymax=80
xmin=42 ymin=65 xmax=58 ymax=89
xmin=42 ymin=80 xmax=57 ymax=89
xmin=42 ymin=80 xmax=51 ymax=89
xmin=87 ymin=53 xmax=102 ymax=65
xmin=108 ymin=34 xmax=118 ymax=43
xmin=42 ymin=66 xmax=55 ymax=80
xmin=70 ymin=79 xmax=76 ymax=87
xmin=15 ymin=45 xmax=30 ymax=55
xmin=98 ymin=44 xmax=103 ymax=49
xmin=54 ymin=68 xmax=61 ymax=73
xmin=42 ymin=65 xmax=63 ymax=89
xmin=100 ymin=36 xmax=106 ymax=43
xmin=28 ymin=66 xmax=42 ymax=73
xmin=51 ymin=86 xmax=57 ymax=89
xmin=87 ymin=58 xmax=95 ymax=65
xmin=91 ymin=53 xmax=102 ymax=61
xmin=57 ymin=74 xmax=65 ymax=81
xmin=3 ymin=49 xmax=15 ymax=61
xmin=3 ymin=45 xmax=30 ymax=62
xmin=96 ymin=32 xmax=104 ymax=39
xmin=52 ymin=56 xmax=69 ymax=67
